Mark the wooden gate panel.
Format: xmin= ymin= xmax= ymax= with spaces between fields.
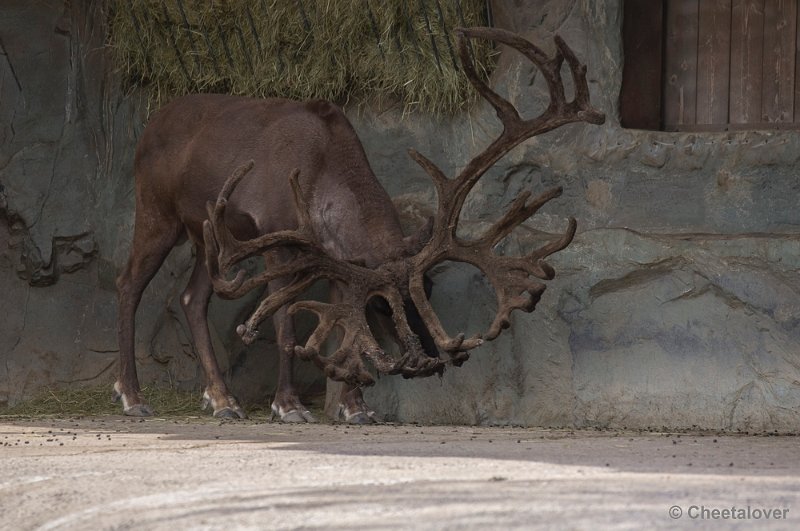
xmin=664 ymin=0 xmax=700 ymax=129
xmin=730 ymin=0 xmax=765 ymax=125
xmin=761 ymin=0 xmax=797 ymax=122
xmin=697 ymin=0 xmax=733 ymax=125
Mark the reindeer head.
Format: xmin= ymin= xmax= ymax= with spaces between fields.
xmin=202 ymin=28 xmax=605 ymax=387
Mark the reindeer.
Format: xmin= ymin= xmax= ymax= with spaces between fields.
xmin=114 ymin=28 xmax=604 ymax=422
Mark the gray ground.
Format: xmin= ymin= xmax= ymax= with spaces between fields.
xmin=1 ymin=417 xmax=798 ymax=530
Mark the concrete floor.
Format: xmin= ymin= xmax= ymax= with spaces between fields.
xmin=1 ymin=417 xmax=798 ymax=530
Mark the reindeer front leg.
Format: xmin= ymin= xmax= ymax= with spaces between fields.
xmin=338 ymin=385 xmax=376 ymax=424
xmin=321 ymin=281 xmax=376 ymax=424
xmin=268 ymin=254 xmax=316 ymax=423
xmin=182 ymin=251 xmax=246 ymax=419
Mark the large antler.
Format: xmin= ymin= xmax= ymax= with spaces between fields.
xmin=203 ymin=27 xmax=604 ymax=386
xmin=203 ymin=162 xmax=444 ymax=386
xmin=406 ymin=27 xmax=605 ymax=355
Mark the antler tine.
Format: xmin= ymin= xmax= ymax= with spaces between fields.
xmin=554 ymin=36 xmax=605 ymax=125
xmin=406 ymin=147 xmax=461 ymax=241
xmin=529 ymin=216 xmax=577 ymax=262
xmin=202 ymin=160 xmax=256 ymax=296
xmin=234 ymin=273 xmax=319 ymax=344
xmin=454 ymin=28 xmax=522 ymax=127
xmin=203 ymin=219 xmax=247 ymax=298
xmin=475 ymin=186 xmax=565 ymax=249
xmin=220 ymin=159 xmax=255 ymax=202
xmin=407 ymin=148 xmax=452 ymax=198
xmin=207 ymin=160 xmax=259 ymax=271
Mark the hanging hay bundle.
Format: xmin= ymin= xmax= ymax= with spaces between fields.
xmin=109 ymin=0 xmax=495 ymax=114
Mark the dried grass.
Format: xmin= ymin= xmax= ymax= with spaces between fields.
xmin=0 ymin=386 xmax=325 ymax=421
xmin=1 ymin=385 xmax=199 ymax=418
xmin=109 ymin=0 xmax=494 ymax=114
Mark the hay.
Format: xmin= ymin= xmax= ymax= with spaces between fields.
xmin=0 ymin=385 xmax=326 ymax=421
xmin=1 ymin=385 xmax=200 ymax=417
xmin=109 ymin=0 xmax=494 ymax=114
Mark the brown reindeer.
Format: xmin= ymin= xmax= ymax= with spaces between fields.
xmin=114 ymin=28 xmax=604 ymax=422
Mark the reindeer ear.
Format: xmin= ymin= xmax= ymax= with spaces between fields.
xmin=403 ymin=216 xmax=434 ymax=256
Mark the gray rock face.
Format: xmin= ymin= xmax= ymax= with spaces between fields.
xmin=1 ymin=0 xmax=133 ymax=405
xmin=1 ymin=0 xmax=798 ymax=431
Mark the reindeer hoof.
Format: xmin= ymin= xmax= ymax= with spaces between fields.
xmin=346 ymin=412 xmax=376 ymax=425
xmin=280 ymin=409 xmax=316 ymax=423
xmin=270 ymin=404 xmax=317 ymax=423
xmin=123 ymin=403 xmax=154 ymax=417
xmin=213 ymin=407 xmax=247 ymax=419
xmin=282 ymin=410 xmax=307 ymax=423
xmin=202 ymin=390 xmax=246 ymax=419
xmin=114 ymin=382 xmax=153 ymax=416
xmin=336 ymin=404 xmax=377 ymax=424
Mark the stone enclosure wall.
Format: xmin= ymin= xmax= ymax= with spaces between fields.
xmin=1 ymin=0 xmax=798 ymax=431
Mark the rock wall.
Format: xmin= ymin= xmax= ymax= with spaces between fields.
xmin=1 ymin=0 xmax=798 ymax=431
xmin=1 ymin=0 xmax=131 ymax=406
